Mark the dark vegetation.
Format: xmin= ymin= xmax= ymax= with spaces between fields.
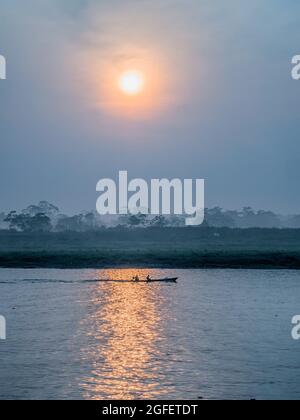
xmin=0 ymin=227 xmax=300 ymax=269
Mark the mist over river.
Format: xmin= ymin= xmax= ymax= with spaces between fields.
xmin=0 ymin=268 xmax=299 ymax=400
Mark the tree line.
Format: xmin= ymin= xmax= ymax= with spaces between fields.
xmin=1 ymin=201 xmax=300 ymax=232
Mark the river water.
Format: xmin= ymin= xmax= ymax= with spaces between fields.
xmin=0 ymin=268 xmax=299 ymax=400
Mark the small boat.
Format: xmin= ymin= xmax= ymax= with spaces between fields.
xmin=144 ymin=277 xmax=178 ymax=283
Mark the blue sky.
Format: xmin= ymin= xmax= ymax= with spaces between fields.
xmin=0 ymin=0 xmax=300 ymax=213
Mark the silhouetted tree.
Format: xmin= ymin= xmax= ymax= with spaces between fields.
xmin=127 ymin=213 xmax=147 ymax=227
xmin=150 ymin=215 xmax=168 ymax=227
xmin=255 ymin=210 xmax=280 ymax=228
xmin=55 ymin=215 xmax=85 ymax=232
xmin=4 ymin=212 xmax=51 ymax=232
xmin=206 ymin=207 xmax=235 ymax=228
xmin=22 ymin=201 xmax=59 ymax=217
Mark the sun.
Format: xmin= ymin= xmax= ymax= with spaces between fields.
xmin=118 ymin=70 xmax=145 ymax=96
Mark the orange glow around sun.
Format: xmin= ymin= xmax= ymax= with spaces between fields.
xmin=84 ymin=46 xmax=170 ymax=118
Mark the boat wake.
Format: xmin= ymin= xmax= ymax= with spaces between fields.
xmin=0 ymin=278 xmax=178 ymax=285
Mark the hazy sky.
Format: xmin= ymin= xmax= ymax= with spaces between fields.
xmin=1 ymin=0 xmax=300 ymax=213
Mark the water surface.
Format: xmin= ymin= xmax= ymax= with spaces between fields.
xmin=0 ymin=268 xmax=299 ymax=400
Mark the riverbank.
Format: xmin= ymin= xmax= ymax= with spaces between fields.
xmin=0 ymin=250 xmax=300 ymax=269
xmin=1 ymin=228 xmax=300 ymax=269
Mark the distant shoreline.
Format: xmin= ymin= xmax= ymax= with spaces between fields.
xmin=1 ymin=252 xmax=300 ymax=270
xmin=1 ymin=228 xmax=300 ymax=269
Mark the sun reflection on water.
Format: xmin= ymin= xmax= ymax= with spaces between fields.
xmin=80 ymin=269 xmax=174 ymax=399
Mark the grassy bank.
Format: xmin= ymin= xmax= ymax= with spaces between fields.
xmin=0 ymin=227 xmax=300 ymax=269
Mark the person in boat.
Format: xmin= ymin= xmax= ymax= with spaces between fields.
xmin=146 ymin=275 xmax=152 ymax=282
xmin=133 ymin=275 xmax=140 ymax=282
